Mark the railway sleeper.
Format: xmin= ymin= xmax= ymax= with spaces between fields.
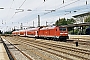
xmin=11 ymin=36 xmax=90 ymax=59
xmin=26 ymin=41 xmax=90 ymax=60
xmin=3 ymin=36 xmax=90 ymax=59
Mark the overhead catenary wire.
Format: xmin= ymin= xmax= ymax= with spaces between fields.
xmin=0 ymin=0 xmax=90 ymax=32
xmin=38 ymin=0 xmax=90 ymax=25
xmin=9 ymin=0 xmax=90 ymax=27
xmin=19 ymin=0 xmax=26 ymax=8
xmin=8 ymin=0 xmax=49 ymax=29
xmin=14 ymin=0 xmax=89 ymax=21
xmin=23 ymin=0 xmax=82 ymax=25
xmin=41 ymin=0 xmax=81 ymax=16
xmin=56 ymin=2 xmax=90 ymax=16
xmin=5 ymin=0 xmax=15 ymax=21
xmin=10 ymin=0 xmax=68 ymax=21
xmin=20 ymin=0 xmax=49 ymax=24
xmin=10 ymin=0 xmax=27 ymax=19
xmin=22 ymin=0 xmax=75 ymax=22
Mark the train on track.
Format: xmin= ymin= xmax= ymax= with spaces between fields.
xmin=12 ymin=26 xmax=69 ymax=41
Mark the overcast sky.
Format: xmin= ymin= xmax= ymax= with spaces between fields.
xmin=0 ymin=0 xmax=90 ymax=32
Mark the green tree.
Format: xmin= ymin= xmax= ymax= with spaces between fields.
xmin=55 ymin=20 xmax=59 ymax=26
xmin=4 ymin=31 xmax=12 ymax=34
xmin=85 ymin=16 xmax=90 ymax=22
xmin=59 ymin=18 xmax=67 ymax=25
xmin=67 ymin=18 xmax=76 ymax=24
xmin=55 ymin=18 xmax=75 ymax=26
xmin=55 ymin=18 xmax=67 ymax=26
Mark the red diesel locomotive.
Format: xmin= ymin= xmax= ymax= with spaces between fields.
xmin=12 ymin=26 xmax=69 ymax=41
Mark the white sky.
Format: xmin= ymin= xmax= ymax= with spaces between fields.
xmin=0 ymin=0 xmax=90 ymax=32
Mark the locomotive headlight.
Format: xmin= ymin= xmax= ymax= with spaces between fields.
xmin=60 ymin=33 xmax=63 ymax=34
xmin=64 ymin=33 xmax=68 ymax=34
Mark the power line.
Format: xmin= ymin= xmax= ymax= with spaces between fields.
xmin=23 ymin=0 xmax=81 ymax=25
xmin=22 ymin=0 xmax=73 ymax=23
xmin=9 ymin=0 xmax=89 ymax=26
xmin=19 ymin=0 xmax=26 ymax=8
xmin=5 ymin=0 xmax=14 ymax=20
xmin=56 ymin=0 xmax=80 ymax=10
xmin=10 ymin=0 xmax=27 ymax=20
xmin=10 ymin=0 xmax=49 ymax=20
xmin=42 ymin=0 xmax=80 ymax=16
xmin=19 ymin=0 xmax=49 ymax=23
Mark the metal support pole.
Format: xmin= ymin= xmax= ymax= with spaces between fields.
xmin=38 ymin=15 xmax=40 ymax=27
xmin=75 ymin=41 xmax=78 ymax=47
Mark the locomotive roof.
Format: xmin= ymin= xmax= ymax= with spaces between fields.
xmin=26 ymin=27 xmax=39 ymax=31
xmin=40 ymin=26 xmax=56 ymax=30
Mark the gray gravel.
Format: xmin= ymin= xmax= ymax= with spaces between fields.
xmin=2 ymin=36 xmax=90 ymax=60
xmin=2 ymin=38 xmax=30 ymax=60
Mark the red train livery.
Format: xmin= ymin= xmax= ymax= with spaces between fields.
xmin=12 ymin=26 xmax=69 ymax=41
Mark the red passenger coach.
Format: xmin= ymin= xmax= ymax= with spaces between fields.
xmin=12 ymin=31 xmax=20 ymax=36
xmin=38 ymin=26 xmax=68 ymax=41
xmin=26 ymin=28 xmax=39 ymax=37
xmin=19 ymin=30 xmax=26 ymax=36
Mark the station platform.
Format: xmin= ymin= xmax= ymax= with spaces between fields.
xmin=69 ymin=35 xmax=90 ymax=39
xmin=0 ymin=39 xmax=9 ymax=60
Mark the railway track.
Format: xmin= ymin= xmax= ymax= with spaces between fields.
xmin=2 ymin=36 xmax=59 ymax=60
xmin=1 ymin=37 xmax=33 ymax=60
xmin=18 ymin=37 xmax=90 ymax=59
xmin=2 ymin=36 xmax=90 ymax=60
xmin=4 ymin=36 xmax=72 ymax=60
xmin=67 ymin=39 xmax=90 ymax=47
xmin=69 ymin=35 xmax=90 ymax=45
xmin=8 ymin=41 xmax=33 ymax=60
xmin=18 ymin=38 xmax=90 ymax=54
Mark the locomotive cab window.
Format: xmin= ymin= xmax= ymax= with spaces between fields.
xmin=59 ymin=27 xmax=66 ymax=31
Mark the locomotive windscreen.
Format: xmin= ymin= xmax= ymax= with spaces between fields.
xmin=59 ymin=27 xmax=66 ymax=31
